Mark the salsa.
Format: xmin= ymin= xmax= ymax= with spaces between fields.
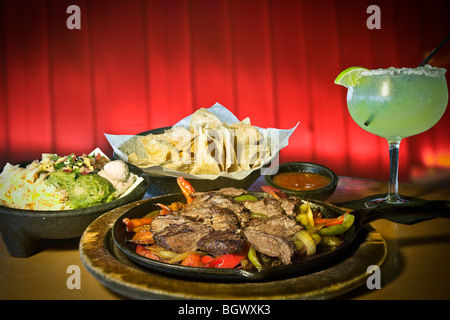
xmin=272 ymin=172 xmax=331 ymax=191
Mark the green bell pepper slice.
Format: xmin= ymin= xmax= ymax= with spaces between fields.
xmin=234 ymin=194 xmax=258 ymax=202
xmin=248 ymin=246 xmax=264 ymax=270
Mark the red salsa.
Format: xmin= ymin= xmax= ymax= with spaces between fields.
xmin=272 ymin=172 xmax=331 ymax=191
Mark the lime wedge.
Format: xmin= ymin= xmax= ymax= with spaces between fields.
xmin=334 ymin=67 xmax=369 ymax=87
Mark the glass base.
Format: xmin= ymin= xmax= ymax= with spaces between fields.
xmin=365 ymin=195 xmax=409 ymax=208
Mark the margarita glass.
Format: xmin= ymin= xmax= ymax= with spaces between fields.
xmin=336 ymin=65 xmax=448 ymax=206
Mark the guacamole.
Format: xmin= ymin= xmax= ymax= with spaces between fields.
xmin=46 ymin=171 xmax=116 ymax=209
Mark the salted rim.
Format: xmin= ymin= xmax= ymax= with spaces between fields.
xmin=361 ymin=65 xmax=447 ymax=78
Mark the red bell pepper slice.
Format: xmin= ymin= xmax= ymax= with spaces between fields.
xmin=313 ymin=214 xmax=346 ymax=227
xmin=201 ymin=255 xmax=214 ymax=265
xmin=135 ymin=244 xmax=161 ymax=261
xmin=123 ymin=217 xmax=155 ymax=232
xmin=260 ymin=185 xmax=288 ymax=199
xmin=204 ymin=253 xmax=245 ymax=268
xmin=181 ymin=253 xmax=203 ymax=267
xmin=177 ymin=177 xmax=195 ymax=204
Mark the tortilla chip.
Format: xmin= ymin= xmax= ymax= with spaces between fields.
xmin=164 ymin=127 xmax=193 ymax=148
xmin=217 ymin=126 xmax=239 ymax=172
xmin=228 ymin=119 xmax=270 ymax=170
xmin=119 ymin=136 xmax=148 ymax=159
xmin=189 ymin=126 xmax=221 ymax=175
xmin=190 ymin=108 xmax=223 ymax=131
xmin=189 ymin=162 xmax=221 ymax=175
xmin=127 ymin=153 xmax=153 ymax=168
xmin=250 ymin=144 xmax=270 ymax=168
xmin=229 ymin=120 xmax=262 ymax=143
xmin=202 ymin=127 xmax=226 ymax=171
xmin=160 ymin=159 xmax=193 ymax=173
xmin=122 ymin=135 xmax=175 ymax=168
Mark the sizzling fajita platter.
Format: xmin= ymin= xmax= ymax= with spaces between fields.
xmin=110 ymin=189 xmax=367 ymax=281
xmin=80 ymin=193 xmax=387 ymax=299
xmin=110 ymin=176 xmax=360 ymax=280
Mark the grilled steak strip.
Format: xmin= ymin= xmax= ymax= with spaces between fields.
xmin=246 ymin=215 xmax=302 ymax=237
xmin=150 ymin=212 xmax=194 ymax=234
xmin=153 ymin=222 xmax=213 ymax=253
xmin=180 ymin=206 xmax=240 ymax=232
xmin=278 ymin=197 xmax=302 ymax=217
xmin=244 ymin=229 xmax=295 ymax=265
xmin=186 ymin=192 xmax=250 ymax=225
xmin=243 ymin=197 xmax=285 ymax=217
xmin=243 ymin=196 xmax=303 ymax=218
xmin=197 ymin=230 xmax=245 ymax=256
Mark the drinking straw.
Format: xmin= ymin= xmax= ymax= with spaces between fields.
xmin=418 ymin=34 xmax=450 ymax=67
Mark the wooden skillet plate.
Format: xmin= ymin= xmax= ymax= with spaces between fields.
xmin=80 ymin=198 xmax=387 ymax=299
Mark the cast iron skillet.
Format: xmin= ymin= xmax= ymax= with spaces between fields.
xmin=112 ymin=192 xmax=450 ymax=281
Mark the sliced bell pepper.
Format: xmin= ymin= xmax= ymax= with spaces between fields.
xmin=248 ymin=246 xmax=263 ymax=270
xmin=180 ymin=253 xmax=203 ymax=267
xmin=234 ymin=194 xmax=258 ymax=202
xmin=314 ymin=214 xmax=345 ymax=227
xmin=260 ymin=185 xmax=288 ymax=199
xmin=135 ymin=244 xmax=161 ymax=261
xmin=155 ymin=203 xmax=172 ymax=215
xmin=201 ymin=255 xmax=214 ymax=265
xmin=123 ymin=217 xmax=155 ymax=232
xmin=177 ymin=177 xmax=195 ymax=204
xmin=204 ymin=252 xmax=248 ymax=268
xmin=317 ymin=213 xmax=355 ymax=236
xmin=130 ymin=230 xmax=154 ymax=245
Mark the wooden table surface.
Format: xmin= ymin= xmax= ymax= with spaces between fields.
xmin=1 ymin=176 xmax=450 ymax=300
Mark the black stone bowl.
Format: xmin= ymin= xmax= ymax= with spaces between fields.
xmin=115 ymin=126 xmax=263 ymax=196
xmin=0 ymin=163 xmax=150 ymax=257
xmin=264 ymin=162 xmax=339 ymax=201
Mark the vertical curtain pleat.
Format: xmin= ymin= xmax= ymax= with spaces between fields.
xmin=270 ymin=0 xmax=313 ymax=162
xmin=1 ymin=0 xmax=449 ymax=183
xmin=87 ymin=0 xmax=149 ymax=138
xmin=189 ymin=0 xmax=235 ymax=112
xmin=406 ymin=0 xmax=450 ymax=177
xmin=145 ymin=0 xmax=194 ymax=127
xmin=47 ymin=0 xmax=96 ymax=155
xmin=229 ymin=0 xmax=276 ymax=126
xmin=0 ymin=1 xmax=8 ymax=162
xmin=301 ymin=1 xmax=349 ymax=174
xmin=2 ymin=1 xmax=53 ymax=161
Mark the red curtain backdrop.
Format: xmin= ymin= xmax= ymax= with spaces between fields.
xmin=1 ymin=0 xmax=449 ymax=184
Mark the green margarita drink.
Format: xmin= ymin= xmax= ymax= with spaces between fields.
xmin=347 ymin=66 xmax=448 ymax=142
xmin=336 ymin=65 xmax=448 ymax=206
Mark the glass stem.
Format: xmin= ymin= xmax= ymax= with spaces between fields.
xmin=387 ymin=140 xmax=401 ymax=203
